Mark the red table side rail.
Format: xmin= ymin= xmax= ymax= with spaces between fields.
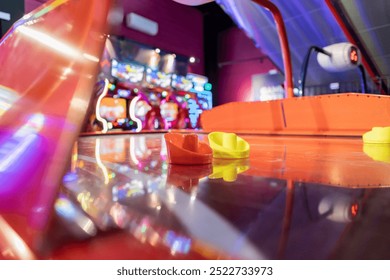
xmin=201 ymin=93 xmax=390 ymax=136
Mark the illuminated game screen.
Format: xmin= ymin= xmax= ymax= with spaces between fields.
xmin=145 ymin=68 xmax=172 ymax=88
xmin=160 ymin=102 xmax=178 ymax=121
xmin=99 ymin=97 xmax=127 ymax=122
xmin=187 ymin=73 xmax=208 ymax=91
xmin=172 ymin=74 xmax=193 ymax=91
xmin=251 ymin=72 xmax=285 ymax=101
xmin=111 ymin=59 xmax=145 ymax=83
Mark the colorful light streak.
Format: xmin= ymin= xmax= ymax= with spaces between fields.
xmin=18 ymin=25 xmax=80 ymax=59
xmin=0 ymin=135 xmax=37 ymax=172
xmin=95 ymin=139 xmax=109 ymax=184
xmin=129 ymin=136 xmax=140 ymax=165
xmin=95 ymin=79 xmax=109 ymax=133
xmin=129 ymin=96 xmax=143 ymax=132
xmin=0 ymin=86 xmax=19 ymax=117
xmin=0 ymin=113 xmax=44 ymax=172
xmin=0 ymin=216 xmax=35 ymax=260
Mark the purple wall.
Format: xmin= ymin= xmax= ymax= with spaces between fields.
xmin=217 ymin=27 xmax=276 ymax=104
xmin=25 ymin=0 xmax=43 ymax=13
xmin=25 ymin=0 xmax=204 ymax=74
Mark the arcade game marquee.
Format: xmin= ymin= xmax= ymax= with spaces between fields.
xmin=1 ymin=0 xmax=390 ymax=261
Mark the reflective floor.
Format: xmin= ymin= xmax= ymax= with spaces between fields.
xmin=41 ymin=132 xmax=390 ymax=259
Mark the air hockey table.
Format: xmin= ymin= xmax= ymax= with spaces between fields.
xmin=27 ymin=131 xmax=390 ymax=260
xmin=2 ymin=0 xmax=390 ymax=260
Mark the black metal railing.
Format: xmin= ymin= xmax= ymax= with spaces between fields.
xmin=302 ymin=76 xmax=390 ymax=96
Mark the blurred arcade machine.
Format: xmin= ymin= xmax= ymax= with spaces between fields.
xmin=186 ymin=73 xmax=213 ymax=128
xmin=89 ymin=35 xmax=213 ymax=133
xmin=142 ymin=64 xmax=174 ymax=130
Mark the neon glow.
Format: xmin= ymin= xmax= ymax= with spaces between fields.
xmin=71 ymin=142 xmax=78 ymax=172
xmin=95 ymin=79 xmax=109 ymax=133
xmin=194 ymin=85 xmax=203 ymax=92
xmin=18 ymin=25 xmax=80 ymax=59
xmin=0 ymin=86 xmax=19 ymax=117
xmin=163 ymin=54 xmax=176 ymax=73
xmin=351 ymin=203 xmax=359 ymax=217
xmin=190 ymin=190 xmax=197 ymax=203
xmin=129 ymin=137 xmax=140 ymax=165
xmin=204 ymin=83 xmax=212 ymax=91
xmin=83 ymin=53 xmax=100 ymax=63
xmin=187 ymin=99 xmax=202 ymax=128
xmin=60 ymin=67 xmax=73 ymax=80
xmin=0 ymin=113 xmax=45 ymax=172
xmin=129 ymin=96 xmax=143 ymax=132
xmin=63 ymin=67 xmax=72 ymax=76
xmin=0 ymin=135 xmax=37 ymax=172
xmin=23 ymin=113 xmax=45 ymax=131
xmin=95 ymin=139 xmax=109 ymax=184
xmin=350 ymin=47 xmax=359 ymax=64
xmin=55 ymin=196 xmax=97 ymax=236
xmin=149 ymin=52 xmax=160 ymax=69
xmin=70 ymin=96 xmax=89 ymax=111
xmin=0 ymin=216 xmax=35 ymax=260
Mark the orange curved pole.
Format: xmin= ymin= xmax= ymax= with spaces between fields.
xmin=324 ymin=0 xmax=385 ymax=94
xmin=277 ymin=179 xmax=294 ymax=259
xmin=251 ymin=0 xmax=294 ymax=98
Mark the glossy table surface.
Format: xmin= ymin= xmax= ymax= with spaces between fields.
xmin=38 ymin=132 xmax=390 ymax=260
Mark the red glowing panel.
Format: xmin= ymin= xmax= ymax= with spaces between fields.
xmin=350 ymin=203 xmax=359 ymax=217
xmin=350 ymin=47 xmax=359 ymax=64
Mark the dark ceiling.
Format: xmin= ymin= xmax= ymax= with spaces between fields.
xmin=194 ymin=2 xmax=234 ymax=105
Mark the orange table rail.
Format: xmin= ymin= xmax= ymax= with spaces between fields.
xmin=200 ymin=100 xmax=285 ymax=133
xmin=201 ymin=93 xmax=390 ymax=136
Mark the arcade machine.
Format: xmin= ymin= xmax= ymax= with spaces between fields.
xmin=92 ymin=59 xmax=149 ymax=132
xmin=171 ymin=74 xmax=193 ymax=129
xmin=95 ymin=36 xmax=162 ymax=133
xmin=186 ymin=73 xmax=213 ymax=128
xmin=142 ymin=67 xmax=173 ymax=130
xmin=159 ymin=91 xmax=181 ymax=129
xmin=99 ymin=95 xmax=127 ymax=129
xmin=110 ymin=59 xmax=147 ymax=131
xmin=131 ymin=92 xmax=152 ymax=131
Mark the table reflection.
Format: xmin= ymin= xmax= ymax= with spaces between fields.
xmin=51 ymin=133 xmax=390 ymax=259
